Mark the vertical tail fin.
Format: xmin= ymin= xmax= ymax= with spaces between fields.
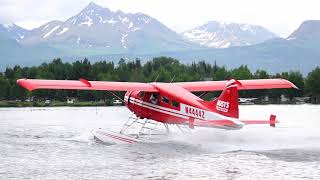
xmin=211 ymin=79 xmax=241 ymax=118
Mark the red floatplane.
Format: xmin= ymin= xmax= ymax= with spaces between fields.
xmin=17 ymin=78 xmax=297 ymax=144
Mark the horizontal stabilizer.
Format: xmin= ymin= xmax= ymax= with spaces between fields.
xmin=241 ymin=115 xmax=278 ymax=127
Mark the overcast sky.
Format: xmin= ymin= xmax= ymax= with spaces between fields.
xmin=1 ymin=0 xmax=319 ymax=37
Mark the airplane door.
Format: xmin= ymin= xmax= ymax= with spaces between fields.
xmin=136 ymin=91 xmax=150 ymax=118
xmin=129 ymin=91 xmax=143 ymax=116
xmin=141 ymin=92 xmax=155 ymax=118
xmin=134 ymin=99 xmax=142 ymax=113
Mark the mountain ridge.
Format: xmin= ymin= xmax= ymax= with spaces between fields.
xmin=0 ymin=2 xmax=319 ymax=74
xmin=182 ymin=21 xmax=277 ymax=48
xmin=18 ymin=2 xmax=199 ymax=54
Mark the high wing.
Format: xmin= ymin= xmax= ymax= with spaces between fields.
xmin=173 ymin=79 xmax=298 ymax=92
xmin=17 ymin=79 xmax=158 ymax=92
xmin=17 ymin=78 xmax=297 ymax=92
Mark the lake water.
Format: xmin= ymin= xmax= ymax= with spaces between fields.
xmin=0 ymin=105 xmax=320 ymax=179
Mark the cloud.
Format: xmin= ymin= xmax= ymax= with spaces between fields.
xmin=0 ymin=0 xmax=91 ymax=27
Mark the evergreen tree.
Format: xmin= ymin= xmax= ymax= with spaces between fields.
xmin=306 ymin=67 xmax=320 ymax=96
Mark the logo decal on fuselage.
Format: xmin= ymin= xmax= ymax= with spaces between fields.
xmin=216 ymin=100 xmax=229 ymax=112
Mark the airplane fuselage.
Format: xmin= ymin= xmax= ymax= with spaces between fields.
xmin=124 ymin=89 xmax=244 ymax=130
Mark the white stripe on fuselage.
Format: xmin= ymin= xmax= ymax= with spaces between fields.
xmin=129 ymin=99 xmax=189 ymax=119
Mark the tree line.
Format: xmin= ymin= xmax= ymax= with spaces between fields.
xmin=0 ymin=57 xmax=319 ymax=103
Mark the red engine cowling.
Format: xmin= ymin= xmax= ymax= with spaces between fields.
xmin=125 ymin=91 xmax=146 ymax=119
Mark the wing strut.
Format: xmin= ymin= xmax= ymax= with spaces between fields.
xmin=107 ymin=91 xmax=125 ymax=104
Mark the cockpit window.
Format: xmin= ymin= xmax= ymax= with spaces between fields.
xmin=149 ymin=93 xmax=159 ymax=105
xmin=139 ymin=91 xmax=145 ymax=98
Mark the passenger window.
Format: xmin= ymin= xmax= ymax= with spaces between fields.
xmin=172 ymin=100 xmax=179 ymax=108
xmin=161 ymin=96 xmax=169 ymax=104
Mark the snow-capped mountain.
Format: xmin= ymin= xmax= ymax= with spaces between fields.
xmin=182 ymin=21 xmax=277 ymax=48
xmin=21 ymin=2 xmax=198 ymax=53
xmin=18 ymin=20 xmax=63 ymax=45
xmin=0 ymin=23 xmax=28 ymax=42
xmin=1 ymin=3 xmax=278 ymax=54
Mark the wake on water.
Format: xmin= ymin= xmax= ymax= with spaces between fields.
xmin=69 ymin=120 xmax=320 ymax=155
xmin=63 ymin=127 xmax=320 ymax=168
xmin=4 ymin=105 xmax=319 ymax=155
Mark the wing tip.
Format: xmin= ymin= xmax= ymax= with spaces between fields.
xmin=280 ymin=78 xmax=299 ymax=89
xmin=17 ymin=79 xmax=34 ymax=91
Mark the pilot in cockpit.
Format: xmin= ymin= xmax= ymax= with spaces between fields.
xmin=150 ymin=93 xmax=159 ymax=105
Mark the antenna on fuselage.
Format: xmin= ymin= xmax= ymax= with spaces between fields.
xmin=153 ymin=73 xmax=160 ymax=82
xmin=170 ymin=75 xmax=175 ymax=83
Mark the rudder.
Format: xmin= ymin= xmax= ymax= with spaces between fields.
xmin=211 ymin=79 xmax=241 ymax=118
